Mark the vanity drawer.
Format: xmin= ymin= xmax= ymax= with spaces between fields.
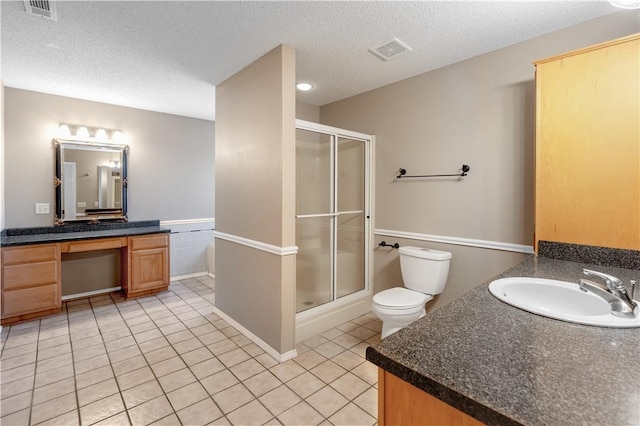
xmin=2 ymin=261 xmax=59 ymax=291
xmin=2 ymin=284 xmax=61 ymax=318
xmin=130 ymin=234 xmax=169 ymax=251
xmin=2 ymin=244 xmax=59 ymax=266
xmin=63 ymin=237 xmax=127 ymax=253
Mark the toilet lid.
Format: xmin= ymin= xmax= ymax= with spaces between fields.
xmin=373 ymin=287 xmax=430 ymax=309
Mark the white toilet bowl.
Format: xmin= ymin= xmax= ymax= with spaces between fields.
xmin=372 ymin=287 xmax=433 ymax=338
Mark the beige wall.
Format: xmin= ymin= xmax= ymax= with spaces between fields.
xmin=215 ymin=45 xmax=296 ymax=354
xmin=3 ymin=88 xmax=215 ymax=228
xmin=296 ymin=101 xmax=320 ymax=123
xmin=321 ymin=11 xmax=640 ymax=311
xmin=1 ymin=81 xmax=4 ymax=230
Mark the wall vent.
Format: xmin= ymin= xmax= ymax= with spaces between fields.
xmin=369 ymin=38 xmax=412 ymax=61
xmin=23 ymin=0 xmax=57 ymax=21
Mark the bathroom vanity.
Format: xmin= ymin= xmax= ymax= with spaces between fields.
xmin=0 ymin=221 xmax=170 ymax=325
xmin=367 ymin=254 xmax=640 ymax=426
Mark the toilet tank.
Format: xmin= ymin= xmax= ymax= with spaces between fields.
xmin=399 ymin=246 xmax=452 ymax=295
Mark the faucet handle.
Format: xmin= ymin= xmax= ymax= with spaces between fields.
xmin=583 ymin=269 xmax=623 ymax=290
xmin=631 ymin=280 xmax=637 ymax=301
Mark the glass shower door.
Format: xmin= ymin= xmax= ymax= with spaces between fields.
xmin=295 ymin=126 xmax=369 ymax=314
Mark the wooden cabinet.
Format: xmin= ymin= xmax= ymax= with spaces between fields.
xmin=1 ymin=243 xmax=62 ymax=324
xmin=534 ymin=34 xmax=640 ymax=251
xmin=378 ymin=369 xmax=483 ymax=426
xmin=123 ymin=234 xmax=170 ymax=299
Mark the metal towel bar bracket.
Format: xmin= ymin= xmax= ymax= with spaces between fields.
xmin=379 ymin=241 xmax=400 ymax=249
xmin=397 ymin=164 xmax=470 ymax=179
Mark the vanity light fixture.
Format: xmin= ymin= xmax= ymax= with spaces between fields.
xmin=109 ymin=160 xmax=120 ymax=168
xmin=296 ymin=82 xmax=314 ymax=91
xmin=607 ymin=0 xmax=640 ymax=8
xmin=57 ymin=124 xmax=125 ymax=143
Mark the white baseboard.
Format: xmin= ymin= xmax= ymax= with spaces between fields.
xmin=208 ymin=273 xmax=215 ymax=279
xmin=170 ymin=272 xmax=209 ymax=282
xmin=62 ymin=286 xmax=121 ymax=301
xmin=211 ymin=306 xmax=297 ymax=363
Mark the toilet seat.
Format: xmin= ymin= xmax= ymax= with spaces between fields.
xmin=373 ymin=287 xmax=430 ymax=310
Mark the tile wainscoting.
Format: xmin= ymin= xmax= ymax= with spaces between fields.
xmin=161 ymin=219 xmax=215 ymax=280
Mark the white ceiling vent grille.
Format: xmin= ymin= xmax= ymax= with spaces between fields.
xmin=369 ymin=38 xmax=412 ymax=61
xmin=23 ymin=0 xmax=57 ymax=21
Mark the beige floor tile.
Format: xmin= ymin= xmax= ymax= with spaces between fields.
xmin=2 ymin=363 xmax=36 ymax=384
xmin=158 ymin=322 xmax=187 ymax=336
xmin=354 ymin=386 xmax=377 ymax=418
xmin=242 ymin=343 xmax=264 ymax=357
xmin=138 ymin=336 xmax=170 ymax=354
xmin=32 ymin=376 xmax=75 ymax=405
xmin=197 ymin=330 xmax=227 ymax=346
xmin=229 ymin=358 xmax=265 ymax=381
xmin=227 ymin=399 xmax=273 ymax=426
xmin=351 ymin=361 xmax=378 ymax=385
xmin=314 ymin=341 xmax=346 ymax=359
xmin=242 ymin=370 xmax=282 ymax=397
xmin=0 ymin=350 xmax=36 ymax=370
xmin=301 ymin=335 xmax=328 ymax=349
xmin=1 ymin=390 xmax=32 ymax=416
xmin=320 ymin=327 xmax=344 ymax=340
xmin=75 ymin=364 xmax=114 ymax=389
xmin=35 ymin=363 xmax=74 ymax=388
xmin=150 ymin=356 xmax=186 ymax=378
xmin=329 ymin=401 xmax=376 ymax=426
xmin=176 ymin=397 xmax=223 ymax=426
xmin=70 ymin=334 xmax=102 ymax=351
xmin=332 ymin=332 xmax=362 ymax=349
xmin=200 ymin=369 xmax=239 ymax=396
xmin=3 ymin=334 xmax=38 ymax=349
xmin=128 ymin=394 xmax=174 ymax=426
xmin=74 ymin=353 xmax=109 ymax=375
xmin=259 ymin=385 xmax=302 ymax=416
xmin=278 ymin=401 xmax=324 ymax=426
xmin=286 ymin=372 xmax=326 ymax=399
xmin=336 ymin=321 xmax=359 ymax=333
xmin=112 ymin=355 xmax=149 ymax=376
xmin=212 ymin=382 xmax=255 ymax=414
xmin=0 ymin=407 xmax=30 ymax=426
xmin=310 ymin=360 xmax=347 ymax=384
xmin=105 ymin=335 xmax=137 ymax=353
xmin=117 ymin=366 xmax=155 ymax=391
xmin=255 ymin=353 xmax=279 ymax=369
xmin=78 ymin=377 xmax=120 ymax=407
xmin=144 ymin=345 xmax=178 ymax=365
xmin=172 ymin=337 xmax=203 ymax=355
xmin=294 ymin=350 xmax=327 ymax=370
xmin=1 ymin=342 xmax=38 ymax=360
xmin=306 ymin=386 xmax=349 ymax=418
xmin=269 ymin=360 xmax=305 ymax=382
xmin=80 ymin=392 xmax=126 ymax=425
xmin=157 ymin=368 xmax=197 ymax=393
xmin=1 ymin=375 xmax=34 ymax=399
xmin=349 ymin=326 xmax=378 ymax=341
xmin=330 ymin=372 xmax=370 ymax=400
xmin=207 ymin=338 xmax=239 ymax=356
xmin=93 ymin=411 xmax=132 ymax=426
xmin=180 ymin=347 xmax=213 ymax=366
xmin=109 ymin=344 xmax=143 ymax=364
xmin=331 ymin=349 xmax=366 ymax=370
xmin=165 ymin=330 xmax=195 ymax=344
xmin=149 ymin=413 xmax=180 ymax=425
xmin=122 ymin=379 xmax=165 ymax=409
xmin=152 ymin=315 xmax=180 ymax=328
xmin=36 ymin=409 xmax=80 ymax=426
xmin=230 ymin=334 xmax=252 ymax=347
xmin=38 ymin=334 xmax=71 ymax=351
xmin=72 ymin=342 xmax=107 ymax=361
xmin=134 ymin=328 xmax=164 ymax=344
xmin=189 ymin=323 xmax=217 ymax=336
xmin=190 ymin=356 xmax=225 ymax=380
xmin=349 ymin=342 xmax=370 ymax=358
xmin=166 ymin=381 xmax=208 ymax=411
xmin=101 ymin=327 xmax=133 ymax=342
xmin=31 ymin=392 xmax=77 ymax=425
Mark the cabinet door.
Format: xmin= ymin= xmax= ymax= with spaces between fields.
xmin=535 ymin=35 xmax=640 ymax=250
xmin=130 ymin=247 xmax=169 ymax=292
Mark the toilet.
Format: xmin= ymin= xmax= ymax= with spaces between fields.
xmin=372 ymin=246 xmax=452 ymax=338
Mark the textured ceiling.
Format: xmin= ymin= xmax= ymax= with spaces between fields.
xmin=0 ymin=1 xmax=623 ymax=121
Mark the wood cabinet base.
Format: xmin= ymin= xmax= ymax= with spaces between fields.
xmin=378 ymin=369 xmax=484 ymax=426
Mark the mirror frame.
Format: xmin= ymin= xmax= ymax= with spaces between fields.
xmin=54 ymin=138 xmax=129 ymax=225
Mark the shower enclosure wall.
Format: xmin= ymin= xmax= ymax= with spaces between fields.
xmin=295 ymin=120 xmax=373 ymax=342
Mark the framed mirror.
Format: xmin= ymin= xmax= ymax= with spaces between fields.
xmin=54 ymin=139 xmax=129 ymax=225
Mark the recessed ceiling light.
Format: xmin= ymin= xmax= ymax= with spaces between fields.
xmin=296 ymin=82 xmax=314 ymax=91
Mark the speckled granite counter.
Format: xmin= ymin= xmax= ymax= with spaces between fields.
xmin=1 ymin=220 xmax=169 ymax=247
xmin=366 ymin=255 xmax=640 ymax=426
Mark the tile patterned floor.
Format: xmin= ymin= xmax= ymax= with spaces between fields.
xmin=0 ymin=276 xmax=381 ymax=425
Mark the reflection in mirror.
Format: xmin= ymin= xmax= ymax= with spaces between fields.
xmin=54 ymin=139 xmax=128 ymax=225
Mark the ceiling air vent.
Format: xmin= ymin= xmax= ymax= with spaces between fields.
xmin=369 ymin=38 xmax=412 ymax=61
xmin=23 ymin=0 xmax=57 ymax=21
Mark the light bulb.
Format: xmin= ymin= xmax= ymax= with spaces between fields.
xmin=296 ymin=82 xmax=314 ymax=91
xmin=112 ymin=130 xmax=124 ymax=142
xmin=95 ymin=129 xmax=108 ymax=140
xmin=76 ymin=126 xmax=90 ymax=138
xmin=58 ymin=124 xmax=71 ymax=137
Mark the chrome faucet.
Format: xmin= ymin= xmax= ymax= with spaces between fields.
xmin=579 ymin=269 xmax=638 ymax=319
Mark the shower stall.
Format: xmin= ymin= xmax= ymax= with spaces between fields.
xmin=295 ymin=119 xmax=373 ymax=341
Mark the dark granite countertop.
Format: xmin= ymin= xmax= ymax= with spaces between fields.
xmin=1 ymin=220 xmax=170 ymax=247
xmin=366 ymin=255 xmax=640 ymax=426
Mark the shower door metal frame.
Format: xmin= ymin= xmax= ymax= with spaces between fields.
xmin=295 ymin=119 xmax=373 ymax=316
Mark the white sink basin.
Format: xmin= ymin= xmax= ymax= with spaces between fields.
xmin=488 ymin=277 xmax=640 ymax=328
